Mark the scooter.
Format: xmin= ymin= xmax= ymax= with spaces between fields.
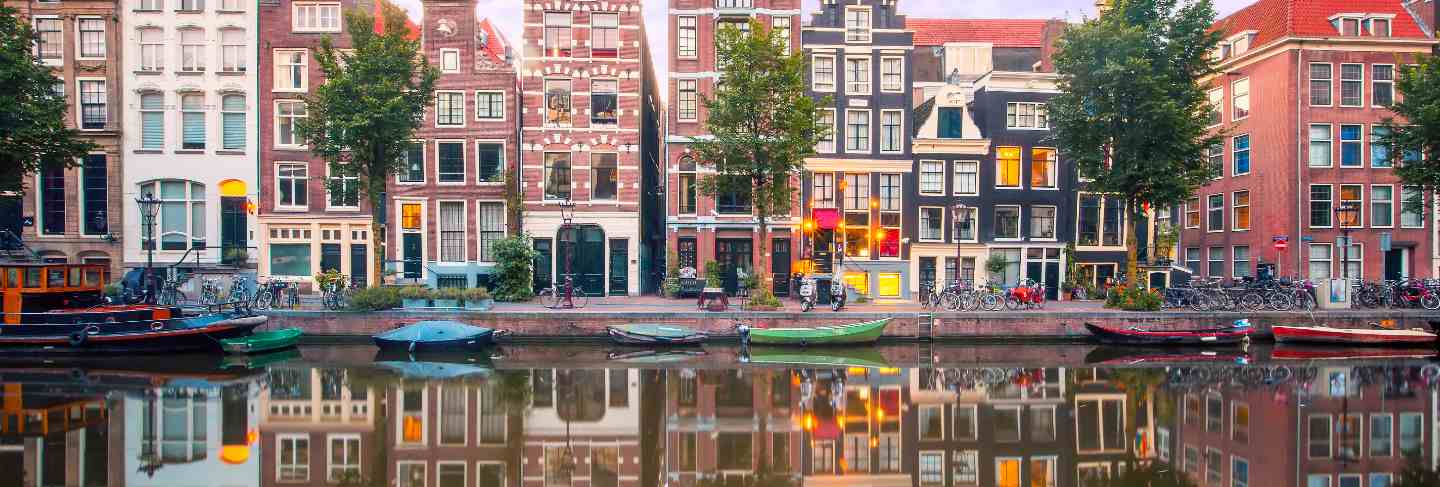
xmin=799 ymin=277 xmax=817 ymax=312
xmin=830 ymin=280 xmax=847 ymax=311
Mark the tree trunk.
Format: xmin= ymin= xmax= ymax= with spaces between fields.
xmin=1125 ymin=200 xmax=1140 ymax=288
xmin=371 ymin=189 xmax=384 ymax=288
xmin=757 ymin=213 xmax=769 ymax=293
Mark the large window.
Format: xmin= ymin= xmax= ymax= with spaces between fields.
xmin=275 ymin=50 xmax=307 ymax=91
xmin=543 ymin=12 xmax=573 ymax=56
xmin=844 ymin=174 xmax=869 ymax=210
xmin=477 ymin=143 xmax=503 ymax=183
xmin=1310 ymin=64 xmax=1332 ymax=106
xmin=79 ymin=80 xmax=106 ymax=130
xmin=1232 ymin=190 xmax=1250 ymax=230
xmin=591 ymin=80 xmax=618 ymax=126
xmin=592 ymin=153 xmax=618 ymax=200
xmin=1372 ymin=126 xmax=1393 ymax=168
xmin=180 ymin=94 xmax=206 ymax=150
xmin=1031 ymin=148 xmax=1056 ymax=188
xmin=717 ymin=177 xmax=751 ymax=214
xmin=139 ymin=180 xmax=206 ymax=250
xmin=1402 ymin=186 xmax=1424 ymax=227
xmin=437 ymin=141 xmax=465 ymax=182
xmin=141 ymin=93 xmax=165 ymax=149
xmin=544 ymin=152 xmax=571 ymax=200
xmin=1207 ymin=194 xmax=1224 ymax=232
xmin=327 ymin=435 xmax=360 ymax=483
xmin=1372 ymin=185 xmax=1394 ymax=227
xmin=277 ymin=435 xmax=310 ymax=482
xmin=222 ymin=95 xmax=246 ymax=150
xmin=179 ymin=29 xmax=205 ymax=72
xmin=845 ymin=57 xmax=870 ymax=94
xmin=1232 ymin=78 xmax=1250 ymax=119
xmin=1185 ymin=248 xmax=1200 ymax=273
xmin=938 ymin=107 xmax=964 ymax=138
xmin=436 ymin=92 xmax=464 ymax=126
xmin=678 ymin=158 xmax=697 ymax=214
xmin=812 ymin=55 xmax=835 ymax=92
xmin=1078 ymin=195 xmax=1124 ymax=246
xmin=953 ymin=207 xmax=976 ymax=241
xmin=220 ymin=29 xmax=244 ymax=73
xmin=39 ymin=165 xmax=65 ymax=235
xmin=1232 ymin=135 xmax=1250 ymax=174
xmin=817 ymin=109 xmax=835 ymax=153
xmin=812 ymin=172 xmax=834 ymax=208
xmin=1186 ymin=197 xmax=1200 ymax=228
xmin=1308 ymin=243 xmax=1332 ymax=280
xmin=34 ymin=18 xmax=61 ymax=62
xmin=77 ymin=18 xmax=105 ymax=58
xmin=477 ymin=202 xmax=504 ymax=262
xmin=1309 ymin=415 xmax=1333 ymax=458
xmin=292 ymin=2 xmax=340 ymax=32
xmin=677 ymin=79 xmax=697 ymax=121
xmin=275 ymin=101 xmax=307 ymax=148
xmin=1371 ymin=414 xmax=1393 ymax=457
xmin=1207 ymin=142 xmax=1223 ymax=178
xmin=844 ymin=7 xmax=870 ymax=43
xmin=880 ymin=110 xmax=902 ymax=152
xmin=677 ymin=16 xmax=696 ymax=58
xmin=139 ymin=28 xmax=164 ymax=71
xmin=1207 ymin=88 xmax=1222 ymax=125
xmin=328 ymin=164 xmax=358 ymax=208
xmin=880 ymin=57 xmax=903 ymax=92
xmin=475 ymin=91 xmax=504 ymax=120
xmin=81 ymin=154 xmax=108 ymax=235
xmin=1340 ymin=125 xmax=1363 ymax=167
xmin=543 ymin=79 xmax=572 ymax=125
xmin=1340 ymin=63 xmax=1363 ymax=106
xmin=276 ymin=163 xmax=308 ymax=208
xmin=846 ymin=110 xmax=869 ymax=152
xmin=400 ymin=142 xmax=424 ymax=182
xmin=1006 ymin=103 xmax=1048 ymax=129
xmin=1031 ymin=206 xmax=1057 ymax=239
xmin=773 ymin=17 xmax=792 ymax=52
xmin=1340 ymin=184 xmax=1363 ymax=227
xmin=1233 ymin=246 xmax=1251 ymax=277
xmin=919 ymin=207 xmax=943 ymax=241
xmin=994 ymin=206 xmax=1020 ymax=240
xmin=919 ymin=161 xmax=943 ymax=194
xmin=996 ymin=147 xmax=1021 ymax=188
xmin=1400 ymin=413 xmax=1423 ymax=455
xmin=1374 ymin=64 xmax=1394 ymax=106
xmin=1310 ymin=185 xmax=1333 ymax=227
xmin=953 ymin=161 xmax=977 ymax=195
xmin=590 ymin=13 xmax=618 ymax=57
xmin=439 ymin=201 xmax=466 ymax=262
xmin=1208 ymin=247 xmax=1225 ymax=277
xmin=1310 ymin=124 xmax=1332 ymax=167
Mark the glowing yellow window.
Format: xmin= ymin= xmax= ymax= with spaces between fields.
xmin=997 ymin=147 xmax=1022 ymax=187
xmin=843 ymin=272 xmax=869 ymax=295
xmin=996 ymin=458 xmax=1021 ymax=487
xmin=1030 ymin=148 xmax=1055 ymax=188
xmin=401 ymin=204 xmax=422 ymax=230
xmin=876 ymin=272 xmax=901 ymax=298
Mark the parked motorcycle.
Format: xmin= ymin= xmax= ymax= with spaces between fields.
xmin=1004 ymin=279 xmax=1045 ymax=310
xmin=799 ymin=277 xmax=816 ymax=312
xmin=830 ymin=279 xmax=847 ymax=311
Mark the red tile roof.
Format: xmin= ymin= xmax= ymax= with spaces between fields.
xmin=373 ymin=0 xmax=422 ymax=41
xmin=476 ymin=18 xmax=511 ymax=65
xmin=1213 ymin=0 xmax=1430 ymax=47
xmin=908 ymin=18 xmax=1052 ymax=48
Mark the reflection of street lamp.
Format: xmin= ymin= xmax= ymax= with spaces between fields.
xmin=137 ymin=192 xmax=162 ymax=301
xmin=1335 ymin=203 xmax=1360 ymax=282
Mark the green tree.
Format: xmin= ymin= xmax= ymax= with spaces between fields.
xmin=0 ymin=6 xmax=96 ymax=193
xmin=1381 ymin=57 xmax=1440 ymax=214
xmin=296 ymin=0 xmax=438 ymax=287
xmin=490 ymin=234 xmax=538 ymax=301
xmin=1049 ymin=0 xmax=1223 ymax=281
xmin=690 ymin=20 xmax=828 ymax=282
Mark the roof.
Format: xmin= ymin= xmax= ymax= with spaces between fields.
xmin=373 ymin=0 xmax=422 ymax=41
xmin=1212 ymin=0 xmax=1431 ymax=48
xmin=908 ymin=18 xmax=1051 ymax=48
xmin=476 ymin=18 xmax=511 ymax=65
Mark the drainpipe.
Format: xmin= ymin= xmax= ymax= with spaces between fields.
xmin=1296 ymin=45 xmax=1305 ymax=279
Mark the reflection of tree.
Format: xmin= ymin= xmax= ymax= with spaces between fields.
xmin=1084 ymin=462 xmax=1197 ymax=487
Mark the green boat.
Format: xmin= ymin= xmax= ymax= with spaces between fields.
xmin=220 ymin=328 xmax=303 ymax=354
xmin=746 ymin=318 xmax=891 ymax=346
xmin=743 ymin=346 xmax=891 ymax=368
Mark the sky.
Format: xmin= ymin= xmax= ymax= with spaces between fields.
xmin=390 ymin=0 xmax=1257 ymax=94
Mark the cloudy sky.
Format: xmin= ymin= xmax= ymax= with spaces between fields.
xmin=391 ymin=0 xmax=1256 ymax=95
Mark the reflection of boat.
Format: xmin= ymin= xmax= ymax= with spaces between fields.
xmin=373 ymin=320 xmax=500 ymax=352
xmin=606 ymin=348 xmax=708 ymax=363
xmin=0 ymin=354 xmax=266 ymax=392
xmin=747 ymin=318 xmax=890 ymax=346
xmin=221 ymin=327 xmax=303 ymax=354
xmin=606 ymin=323 xmax=706 ymax=345
xmin=221 ymin=347 xmax=302 ymax=369
xmin=373 ymin=351 xmax=496 ymax=380
xmin=1271 ymin=344 xmax=1438 ymax=360
xmin=1085 ymin=346 xmax=1250 ymax=365
xmin=1084 ymin=321 xmax=1252 ymax=345
xmin=743 ymin=346 xmax=891 ymax=368
xmin=1272 ymin=325 xmax=1438 ymax=345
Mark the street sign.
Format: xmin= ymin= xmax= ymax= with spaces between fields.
xmin=1301 ymin=236 xmax=1314 ymax=242
xmin=1272 ymin=235 xmax=1289 ymax=242
xmin=1274 ymin=239 xmax=1288 ymax=250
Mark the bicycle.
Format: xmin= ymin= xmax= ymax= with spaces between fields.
xmin=227 ymin=275 xmax=251 ymax=304
xmin=542 ymin=275 xmax=590 ymax=309
xmin=198 ymin=277 xmax=222 ymax=306
xmin=320 ymin=275 xmax=353 ymax=310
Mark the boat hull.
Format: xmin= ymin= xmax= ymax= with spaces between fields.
xmin=1272 ymin=325 xmax=1438 ymax=346
xmin=606 ymin=324 xmax=707 ymax=346
xmin=0 ymin=313 xmax=266 ymax=354
xmin=372 ymin=321 xmax=498 ymax=353
xmin=747 ymin=318 xmax=890 ymax=346
xmin=221 ymin=327 xmax=303 ymax=354
xmin=1084 ymin=323 xmax=1251 ymax=346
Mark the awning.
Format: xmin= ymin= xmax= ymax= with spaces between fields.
xmin=813 ymin=208 xmax=840 ymax=230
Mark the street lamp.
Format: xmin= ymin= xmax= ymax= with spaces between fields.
xmin=1335 ymin=203 xmax=1361 ymax=283
xmin=557 ymin=198 xmax=578 ymax=307
xmin=952 ymin=203 xmax=971 ymax=284
xmin=136 ymin=192 xmax=162 ymax=302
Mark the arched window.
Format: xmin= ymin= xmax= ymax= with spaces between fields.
xmin=139 ymin=180 xmax=206 ymax=250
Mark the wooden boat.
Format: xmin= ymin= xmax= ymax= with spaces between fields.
xmin=0 ymin=262 xmax=265 ymax=353
xmin=373 ymin=320 xmax=500 ymax=353
xmin=221 ymin=327 xmax=303 ymax=354
xmin=1272 ymin=324 xmax=1438 ymax=346
xmin=1084 ymin=320 xmax=1252 ymax=346
xmin=606 ymin=323 xmax=706 ymax=345
xmin=742 ymin=346 xmax=891 ymax=368
xmin=745 ymin=318 xmax=890 ymax=346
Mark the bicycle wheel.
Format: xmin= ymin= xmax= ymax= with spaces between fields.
xmin=541 ymin=288 xmax=561 ymax=309
xmin=1267 ymin=291 xmax=1294 ymax=311
xmin=981 ymin=294 xmax=1003 ymax=311
xmin=1239 ymin=293 xmax=1265 ymax=311
xmin=1189 ymin=293 xmax=1211 ymax=312
xmin=1293 ymin=291 xmax=1316 ymax=311
xmin=255 ymin=290 xmax=273 ymax=310
xmin=1004 ymin=295 xmax=1022 ymax=311
xmin=575 ymin=290 xmax=590 ymax=309
xmin=1423 ymin=294 xmax=1440 ymax=310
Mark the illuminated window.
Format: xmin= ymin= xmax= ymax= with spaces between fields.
xmin=996 ymin=147 xmax=1021 ymax=188
xmin=401 ymin=203 xmax=422 ymax=230
xmin=843 ymin=272 xmax=869 ymax=295
xmin=877 ymin=272 xmax=900 ymax=297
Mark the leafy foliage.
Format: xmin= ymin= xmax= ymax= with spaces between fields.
xmin=1382 ymin=56 xmax=1440 ymax=214
xmin=491 ymin=234 xmax=537 ymax=302
xmin=0 ymin=6 xmax=96 ymax=193
xmin=347 ymin=286 xmax=401 ymax=311
xmin=1105 ymin=285 xmax=1162 ymax=311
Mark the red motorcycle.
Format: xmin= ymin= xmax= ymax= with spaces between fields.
xmin=1004 ymin=279 xmax=1046 ymax=310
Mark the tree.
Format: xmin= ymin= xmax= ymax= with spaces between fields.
xmin=1381 ymin=57 xmax=1440 ymax=215
xmin=0 ymin=6 xmax=96 ymax=194
xmin=296 ymin=0 xmax=438 ymax=287
xmin=690 ymin=20 xmax=828 ymax=287
xmin=1049 ymin=0 xmax=1222 ymax=282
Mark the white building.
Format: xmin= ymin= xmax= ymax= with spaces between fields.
xmin=120 ymin=0 xmax=259 ymax=271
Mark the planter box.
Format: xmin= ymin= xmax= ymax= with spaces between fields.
xmin=432 ymin=299 xmax=461 ymax=308
xmin=402 ymin=298 xmax=430 ymax=308
xmin=464 ymin=299 xmax=494 ymax=311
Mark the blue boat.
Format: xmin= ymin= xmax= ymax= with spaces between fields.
xmin=372 ymin=320 xmax=500 ymax=353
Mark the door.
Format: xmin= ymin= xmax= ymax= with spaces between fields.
xmin=220 ymin=196 xmax=247 ymax=259
xmin=716 ymin=239 xmax=753 ymax=296
xmin=557 ymin=225 xmax=605 ymax=296
xmin=0 ymin=195 xmax=20 ymax=248
xmin=320 ymin=244 xmax=342 ymax=273
xmin=609 ymin=238 xmax=628 ymax=296
xmin=1384 ymin=249 xmax=1406 ymax=281
xmin=349 ymin=244 xmax=367 ymax=287
xmin=533 ymin=238 xmax=552 ymax=293
xmin=1025 ymin=248 xmax=1063 ymax=300
xmin=402 ymin=233 xmax=422 ymax=279
xmin=771 ymin=238 xmax=791 ymax=296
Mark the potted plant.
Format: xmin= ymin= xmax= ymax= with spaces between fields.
xmin=463 ymin=287 xmax=494 ymax=311
xmin=398 ymin=286 xmax=432 ymax=308
xmin=223 ymin=248 xmax=250 ymax=267
xmin=704 ymin=261 xmax=724 ymax=290
xmin=432 ymin=288 xmax=463 ymax=308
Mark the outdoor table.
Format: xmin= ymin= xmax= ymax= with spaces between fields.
xmin=698 ymin=287 xmax=728 ymax=311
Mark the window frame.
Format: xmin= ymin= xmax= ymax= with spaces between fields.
xmin=435 ymin=90 xmax=466 ymax=128
xmin=590 ymin=12 xmax=620 ymax=58
xmin=292 ymin=2 xmax=342 ymax=33
xmin=276 ymin=433 xmax=311 ymax=483
xmin=474 ymin=90 xmax=505 ymax=121
xmin=435 ymin=139 xmax=467 ymax=184
xmin=1371 ymin=184 xmax=1394 ymax=228
xmin=590 ymin=152 xmax=619 ymax=201
xmin=436 ymin=200 xmax=468 ymax=263
xmin=1232 ymin=245 xmax=1251 ymax=278
xmin=993 ymin=205 xmax=1022 ymax=241
xmin=879 ymin=56 xmax=904 ymax=93
xmin=274 ymin=100 xmax=307 ymax=149
xmin=326 ymin=163 xmax=360 ymax=210
xmin=1206 ymin=193 xmax=1224 ymax=233
xmin=1310 ymin=63 xmax=1333 ymax=107
xmin=1340 ymin=124 xmax=1363 ymax=167
xmin=918 ymin=206 xmax=944 ymax=243
xmin=1374 ymin=63 xmax=1395 ymax=107
xmin=1232 ymin=77 xmax=1250 ymax=120
xmin=1031 ymin=147 xmax=1058 ymax=189
xmin=76 ymin=78 xmax=107 ymax=131
xmin=843 ymin=6 xmax=871 ymax=43
xmin=1030 ymin=205 xmax=1058 ymax=240
xmin=1232 ymin=134 xmax=1250 ymax=175
xmin=1401 ymin=186 xmax=1424 ymax=228
xmin=677 ymin=15 xmax=697 ymax=59
xmin=1308 ymin=414 xmax=1334 ymax=459
xmin=219 ymin=28 xmax=246 ymax=73
xmin=439 ymin=48 xmax=460 ymax=73
xmin=1340 ymin=63 xmax=1364 ymax=107
xmin=397 ymin=140 xmax=426 ymax=184
xmin=275 ymin=162 xmax=309 ymax=210
xmin=953 ymin=161 xmax=978 ymax=196
xmin=844 ymin=109 xmax=870 ymax=153
xmin=1232 ymin=190 xmax=1250 ymax=231
xmin=811 ymin=54 xmax=836 ymax=93
xmin=178 ymin=92 xmax=206 ymax=150
xmin=918 ymin=160 xmax=943 ymax=195
xmin=1340 ymin=183 xmax=1364 ymax=228
xmin=879 ymin=109 xmax=903 ymax=153
xmin=676 ymin=79 xmax=698 ymax=122
xmin=1309 ymin=123 xmax=1333 ymax=167
xmin=475 ymin=140 xmax=506 ymax=184
xmin=1310 ymin=184 xmax=1333 ymax=228
xmin=1006 ymin=102 xmax=1049 ymax=130
xmin=816 ymin=108 xmax=836 ymax=153
xmin=273 ymin=49 xmax=308 ymax=92
xmin=844 ymin=56 xmax=871 ymax=95
xmin=75 ymin=17 xmax=106 ymax=60
xmin=33 ymin=16 xmax=62 ymax=66
xmin=995 ymin=147 xmax=1022 ymax=189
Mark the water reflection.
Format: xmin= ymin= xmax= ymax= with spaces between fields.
xmin=1 ymin=347 xmax=1438 ymax=487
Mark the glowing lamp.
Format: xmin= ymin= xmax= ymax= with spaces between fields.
xmin=220 ymin=445 xmax=251 ymax=465
xmin=870 ymin=199 xmax=879 ymax=209
xmin=873 ymin=229 xmax=885 ymax=240
xmin=857 ymin=388 xmax=869 ymax=400
xmin=803 ymin=219 xmax=815 ymax=233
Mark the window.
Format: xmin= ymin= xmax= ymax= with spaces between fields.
xmin=329 ymin=164 xmax=358 ymax=208
xmin=1371 ymin=414 xmax=1393 ymax=457
xmin=677 ymin=163 xmax=696 ymax=214
xmin=1207 ymin=194 xmax=1224 ymax=232
xmin=1233 ymin=246 xmax=1251 ymax=278
xmin=880 ymin=57 xmax=902 ymax=92
xmin=919 ymin=161 xmax=943 ymax=194
xmin=1232 ymin=457 xmax=1249 ymax=487
xmin=591 ymin=153 xmax=618 ymax=200
xmin=477 ymin=142 xmax=503 ymax=183
xmin=845 ymin=57 xmax=870 ymax=94
xmin=1372 ymin=126 xmax=1392 ymax=167
xmin=1310 ymin=124 xmax=1332 ymax=166
xmin=1374 ymin=64 xmax=1394 ymax=106
xmin=1308 ymin=243 xmax=1332 ymax=280
xmin=179 ymin=0 xmax=204 ymax=11
xmin=276 ymin=163 xmax=308 ymax=208
xmin=772 ymin=17 xmax=791 ymax=52
xmin=1031 ymin=148 xmax=1056 ymax=188
xmin=1206 ymin=394 xmax=1223 ymax=431
xmin=34 ymin=18 xmax=61 ymax=62
xmin=437 ymin=141 xmax=465 ymax=183
xmin=1400 ymin=413 xmax=1423 ymax=454
xmin=953 ymin=207 xmax=976 ymax=241
xmin=1311 ymin=64 xmax=1332 ymax=106
xmin=475 ymin=91 xmax=504 ymax=120
xmin=398 ymin=142 xmax=424 ymax=182
xmin=1207 ymin=88 xmax=1222 ymax=125
xmin=1208 ymin=246 xmax=1225 ymax=277
xmin=844 ymin=174 xmax=868 ymax=210
xmin=141 ymin=93 xmax=165 ymax=149
xmin=1232 ymin=134 xmax=1250 ymax=174
xmin=543 ymin=12 xmax=572 ymax=56
xmin=544 ymin=153 xmax=571 ymax=200
xmin=77 ymin=18 xmax=105 ymax=59
xmin=438 ymin=202 xmax=465 ymax=262
xmin=400 ymin=203 xmax=422 ymax=231
xmin=139 ymin=0 xmax=161 ymax=9
xmin=219 ymin=0 xmax=241 ymax=9
xmin=1401 ymin=186 xmax=1423 ymax=227
xmin=591 ymin=80 xmax=618 ymax=126
xmin=327 ymin=435 xmax=360 ymax=482
xmin=1340 ymin=125 xmax=1362 ymax=167
xmin=138 ymin=180 xmax=206 ymax=249
xmin=845 ymin=110 xmax=869 ymax=152
xmin=277 ymin=435 xmax=310 ymax=482
xmin=79 ymin=80 xmax=106 ymax=130
xmin=953 ymin=161 xmax=977 ymax=195
xmin=139 ymin=28 xmax=164 ymax=71
xmin=543 ymin=79 xmax=571 ymax=125
xmin=812 ymin=55 xmax=835 ymax=92
xmin=1341 ymin=63 xmax=1363 ymax=107
xmin=1340 ymin=184 xmax=1362 ymax=227
xmin=1207 ymin=142 xmax=1223 ymax=178
xmin=1309 ymin=415 xmax=1333 ymax=458
xmin=1369 ymin=17 xmax=1392 ymax=36
xmin=1310 ymin=476 xmax=1333 ymax=487
xmin=475 ymin=202 xmax=505 ymax=262
xmin=1185 ymin=247 xmax=1201 ymax=273
xmin=38 ymin=165 xmax=65 ymax=235
xmin=996 ymin=147 xmax=1021 ymax=188
xmin=816 ymin=109 xmax=835 ymax=153
xmin=591 ymin=13 xmax=618 ymax=57
xmin=1078 ymin=195 xmax=1124 ymax=246
xmin=879 ymin=172 xmax=901 ymax=211
xmin=918 ymin=452 xmax=943 ymax=485
xmin=1186 ymin=197 xmax=1200 ymax=228
xmin=880 ymin=110 xmax=901 ymax=152
xmin=399 ymin=463 xmax=426 ymax=487
xmin=179 ymin=94 xmax=205 ymax=150
xmin=293 ymin=3 xmax=341 ymax=32
xmin=439 ymin=49 xmax=460 ymax=72
xmin=1232 ymin=78 xmax=1249 ymax=119
xmin=844 ymin=8 xmax=870 ymax=43
xmin=812 ymin=172 xmax=834 ymax=208
xmin=1372 ymin=185 xmax=1394 ymax=227
xmin=1232 ymin=190 xmax=1250 ymax=230
xmin=1310 ymin=185 xmax=1333 ymax=227
xmin=179 ymin=29 xmax=205 ymax=72
xmin=1031 ymin=206 xmax=1057 ymax=239
xmin=1370 ymin=475 xmax=1393 ymax=487
xmin=275 ymin=50 xmax=307 ymax=91
xmin=80 ymin=154 xmax=108 ymax=235
xmin=678 ymin=16 xmax=696 ymax=58
xmin=1006 ymin=103 xmax=1048 ymax=129
xmin=437 ymin=463 xmax=465 ymax=487
xmin=919 ymin=207 xmax=943 ymax=241
xmin=436 ymin=92 xmax=464 ymax=126
xmin=676 ymin=79 xmax=697 ymax=121
xmin=994 ymin=206 xmax=1020 ymax=240
xmin=219 ymin=29 xmax=245 ymax=73
xmin=938 ymin=106 xmax=964 ymax=138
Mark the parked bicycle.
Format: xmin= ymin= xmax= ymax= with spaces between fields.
xmin=541 ymin=275 xmax=589 ymax=309
xmin=319 ymin=275 xmax=353 ymax=310
xmin=254 ymin=278 xmax=301 ymax=310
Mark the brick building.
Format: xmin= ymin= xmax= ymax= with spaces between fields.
xmin=519 ymin=0 xmax=662 ymax=297
xmin=1185 ymin=0 xmax=1438 ymax=283
xmin=662 ymin=369 xmax=802 ymax=486
xmin=5 ymin=0 xmax=125 ymax=274
xmin=385 ymin=379 xmax=521 ymax=487
xmin=665 ymin=0 xmax=802 ymax=296
xmin=386 ymin=0 xmax=519 ymax=289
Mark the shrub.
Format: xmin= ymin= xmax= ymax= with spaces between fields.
xmin=747 ymin=287 xmax=781 ymax=310
xmin=491 ymin=234 xmax=538 ymax=302
xmin=433 ymin=288 xmax=465 ymax=301
xmin=985 ymin=254 xmax=1008 ymax=276
xmin=397 ymin=285 xmax=432 ymax=300
xmin=704 ymin=261 xmax=724 ymax=288
xmin=314 ymin=269 xmax=345 ymax=289
xmin=662 ymin=252 xmax=681 ymax=297
xmin=463 ymin=287 xmax=492 ymax=301
xmin=348 ymin=286 xmax=401 ymax=311
xmin=1105 ymin=285 xmax=1162 ymax=311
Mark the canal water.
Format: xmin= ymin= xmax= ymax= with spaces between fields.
xmin=2 ymin=344 xmax=1438 ymax=487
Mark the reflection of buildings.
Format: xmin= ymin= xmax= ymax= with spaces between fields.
xmin=386 ymin=375 xmax=521 ymax=487
xmin=123 ymin=382 xmax=260 ymax=487
xmin=258 ymin=367 xmax=374 ymax=487
xmin=523 ymin=369 xmax=645 ymax=487
xmin=910 ymin=367 xmax=1069 ymax=487
xmin=1170 ymin=366 xmax=1434 ymax=487
xmin=801 ymin=368 xmax=910 ymax=487
xmin=664 ymin=369 xmax=803 ymax=486
xmin=0 ymin=385 xmax=111 ymax=487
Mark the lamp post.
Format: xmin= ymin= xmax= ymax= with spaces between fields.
xmin=1335 ymin=203 xmax=1361 ymax=283
xmin=136 ymin=192 xmax=162 ymax=302
xmin=952 ymin=203 xmax=970 ymax=284
xmin=557 ymin=198 xmax=577 ymax=307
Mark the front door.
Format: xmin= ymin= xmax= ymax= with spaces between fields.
xmin=557 ymin=225 xmax=605 ymax=296
xmin=0 ymin=195 xmax=20 ymax=242
xmin=220 ymin=196 xmax=247 ymax=259
xmin=402 ymin=233 xmax=422 ymax=279
xmin=716 ymin=239 xmax=753 ymax=296
xmin=1384 ymin=249 xmax=1407 ymax=281
xmin=1024 ymin=248 xmax=1063 ymax=300
xmin=533 ymin=238 xmax=553 ymax=293
xmin=350 ymin=244 xmax=367 ymax=287
xmin=609 ymin=238 xmax=628 ymax=296
xmin=771 ymin=238 xmax=791 ymax=296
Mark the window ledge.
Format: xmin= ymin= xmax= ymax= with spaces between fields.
xmin=176 ymin=70 xmax=206 ymax=76
xmin=175 ymin=9 xmax=204 ymax=13
xmin=132 ymin=9 xmax=163 ymax=12
xmin=274 ymin=206 xmax=309 ymax=212
xmin=132 ymin=149 xmax=164 ymax=154
xmin=216 ymin=9 xmax=244 ymax=13
xmin=174 ymin=149 xmax=206 ymax=154
xmin=133 ymin=70 xmax=164 ymax=75
xmin=216 ymin=70 xmax=247 ymax=76
xmin=216 ymin=150 xmax=246 ymax=155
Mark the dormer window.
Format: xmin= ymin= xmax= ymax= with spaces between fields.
xmin=1367 ymin=18 xmax=1391 ymax=37
xmin=938 ymin=107 xmax=963 ymax=139
xmin=1332 ymin=16 xmax=1361 ymax=36
xmin=1230 ymin=35 xmax=1249 ymax=56
xmin=844 ymin=7 xmax=870 ymax=43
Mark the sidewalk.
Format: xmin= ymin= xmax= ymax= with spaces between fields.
xmin=282 ymin=292 xmax=1111 ymax=313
